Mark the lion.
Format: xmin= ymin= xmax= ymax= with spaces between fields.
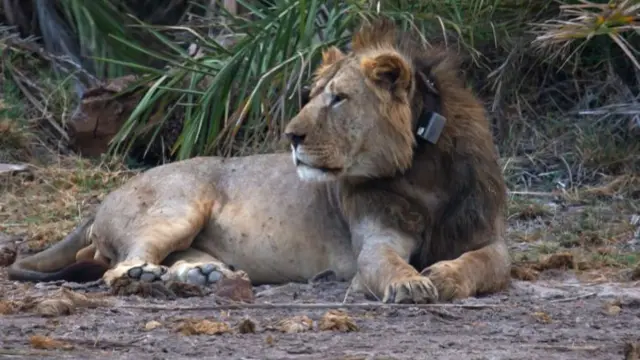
xmin=7 ymin=18 xmax=510 ymax=304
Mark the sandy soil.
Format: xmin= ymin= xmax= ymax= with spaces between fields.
xmin=1 ymin=266 xmax=639 ymax=360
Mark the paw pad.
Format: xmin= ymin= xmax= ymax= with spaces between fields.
xmin=179 ymin=263 xmax=226 ymax=286
xmin=126 ymin=263 xmax=168 ymax=282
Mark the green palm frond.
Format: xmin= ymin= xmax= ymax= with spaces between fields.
xmin=72 ymin=0 xmax=623 ymax=160
xmin=107 ymin=0 xmax=360 ymax=159
xmin=105 ymin=0 xmax=540 ymax=159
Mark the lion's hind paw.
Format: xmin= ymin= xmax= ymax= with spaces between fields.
xmin=169 ymin=261 xmax=244 ymax=287
xmin=182 ymin=263 xmax=224 ymax=286
xmin=103 ymin=262 xmax=169 ymax=287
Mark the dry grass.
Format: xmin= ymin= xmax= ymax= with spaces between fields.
xmin=531 ymin=0 xmax=640 ymax=69
xmin=0 ymin=87 xmax=35 ymax=163
xmin=496 ymin=66 xmax=640 ymax=195
xmin=0 ymin=116 xmax=33 ymax=162
xmin=318 ymin=310 xmax=359 ymax=332
xmin=174 ymin=318 xmax=232 ymax=336
xmin=469 ymin=1 xmax=640 ymax=196
xmin=29 ymin=335 xmax=74 ymax=350
xmin=0 ymin=156 xmax=136 ymax=251
xmin=508 ymin=195 xmax=640 ymax=281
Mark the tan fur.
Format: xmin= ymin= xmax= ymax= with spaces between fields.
xmin=8 ymin=18 xmax=510 ymax=303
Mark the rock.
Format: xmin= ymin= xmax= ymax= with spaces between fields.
xmin=0 ymin=233 xmax=18 ymax=267
xmin=67 ymin=75 xmax=144 ymax=157
xmin=0 ymin=163 xmax=30 ymax=175
xmin=67 ymin=75 xmax=185 ymax=165
xmin=214 ymin=276 xmax=255 ymax=303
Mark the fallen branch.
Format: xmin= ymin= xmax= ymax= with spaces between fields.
xmin=423 ymin=308 xmax=462 ymax=320
xmin=121 ymin=301 xmax=503 ymax=311
xmin=508 ymin=191 xmax=558 ymax=197
xmin=0 ymin=349 xmax=54 ymax=357
xmin=548 ymin=292 xmax=597 ymax=303
xmin=529 ymin=344 xmax=600 ymax=352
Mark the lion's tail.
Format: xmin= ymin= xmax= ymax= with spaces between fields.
xmin=7 ymin=216 xmax=109 ymax=283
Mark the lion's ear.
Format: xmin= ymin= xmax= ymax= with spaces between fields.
xmin=360 ymin=52 xmax=411 ymax=92
xmin=321 ymin=46 xmax=345 ymax=66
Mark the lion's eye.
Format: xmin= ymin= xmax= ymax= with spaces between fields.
xmin=331 ymin=93 xmax=347 ymax=107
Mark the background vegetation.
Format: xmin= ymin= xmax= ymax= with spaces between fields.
xmin=1 ymin=0 xmax=638 ymax=194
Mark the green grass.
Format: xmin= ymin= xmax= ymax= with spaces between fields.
xmin=1 ymin=76 xmax=27 ymax=121
xmin=0 ymin=73 xmax=31 ymax=163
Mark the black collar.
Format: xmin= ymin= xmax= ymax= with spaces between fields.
xmin=414 ymin=73 xmax=446 ymax=145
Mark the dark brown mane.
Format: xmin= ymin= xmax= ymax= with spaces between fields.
xmin=351 ymin=18 xmax=508 ymax=270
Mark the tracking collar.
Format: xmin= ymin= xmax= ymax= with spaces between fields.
xmin=414 ymin=73 xmax=446 ymax=144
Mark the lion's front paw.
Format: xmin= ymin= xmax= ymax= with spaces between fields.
xmin=103 ymin=262 xmax=168 ymax=287
xmin=382 ymin=275 xmax=439 ymax=304
xmin=421 ymin=260 xmax=471 ymax=301
xmin=168 ymin=261 xmax=247 ymax=287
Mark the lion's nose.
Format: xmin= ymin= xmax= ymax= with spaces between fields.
xmin=285 ymin=132 xmax=306 ymax=148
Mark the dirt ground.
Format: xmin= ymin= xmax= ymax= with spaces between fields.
xmin=0 ymin=265 xmax=639 ymax=359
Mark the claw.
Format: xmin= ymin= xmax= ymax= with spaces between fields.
xmin=383 ymin=275 xmax=439 ymax=304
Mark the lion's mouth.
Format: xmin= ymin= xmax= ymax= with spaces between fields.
xmin=295 ymin=158 xmax=342 ymax=174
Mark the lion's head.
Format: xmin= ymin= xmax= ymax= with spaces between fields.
xmin=284 ymin=19 xmax=463 ymax=183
